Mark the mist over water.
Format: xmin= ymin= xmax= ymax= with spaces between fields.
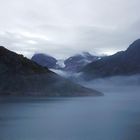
xmin=0 ymin=75 xmax=140 ymax=140
xmin=81 ymin=75 xmax=140 ymax=92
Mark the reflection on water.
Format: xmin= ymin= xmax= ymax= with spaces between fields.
xmin=0 ymin=86 xmax=140 ymax=140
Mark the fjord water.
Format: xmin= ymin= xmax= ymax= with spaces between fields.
xmin=0 ymin=85 xmax=140 ymax=140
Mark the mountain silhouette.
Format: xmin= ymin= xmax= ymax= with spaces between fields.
xmin=0 ymin=46 xmax=102 ymax=96
xmin=82 ymin=39 xmax=140 ymax=80
xmin=64 ymin=52 xmax=99 ymax=72
xmin=31 ymin=53 xmax=57 ymax=69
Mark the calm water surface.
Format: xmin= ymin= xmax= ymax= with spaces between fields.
xmin=0 ymin=86 xmax=140 ymax=140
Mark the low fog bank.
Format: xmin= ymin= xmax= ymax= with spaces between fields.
xmin=50 ymin=69 xmax=82 ymax=79
xmin=50 ymin=69 xmax=140 ymax=94
xmin=80 ymin=75 xmax=140 ymax=93
xmin=50 ymin=69 xmax=70 ymax=78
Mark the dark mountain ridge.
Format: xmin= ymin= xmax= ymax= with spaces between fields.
xmin=0 ymin=46 xmax=102 ymax=96
xmin=0 ymin=47 xmax=51 ymax=74
xmin=82 ymin=39 xmax=140 ymax=80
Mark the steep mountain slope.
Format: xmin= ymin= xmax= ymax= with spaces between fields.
xmin=0 ymin=46 xmax=102 ymax=96
xmin=82 ymin=39 xmax=140 ymax=80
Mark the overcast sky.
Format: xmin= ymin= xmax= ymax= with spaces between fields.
xmin=0 ymin=0 xmax=140 ymax=59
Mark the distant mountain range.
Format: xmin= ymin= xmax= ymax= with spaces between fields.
xmin=0 ymin=46 xmax=102 ymax=96
xmin=31 ymin=39 xmax=140 ymax=81
xmin=31 ymin=52 xmax=100 ymax=72
xmin=81 ymin=39 xmax=140 ymax=80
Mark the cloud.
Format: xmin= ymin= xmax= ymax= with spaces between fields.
xmin=0 ymin=0 xmax=140 ymax=58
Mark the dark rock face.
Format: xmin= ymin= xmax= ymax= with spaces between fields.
xmin=0 ymin=47 xmax=50 ymax=74
xmin=0 ymin=46 xmax=102 ymax=96
xmin=31 ymin=53 xmax=57 ymax=68
xmin=82 ymin=39 xmax=140 ymax=80
xmin=64 ymin=52 xmax=99 ymax=72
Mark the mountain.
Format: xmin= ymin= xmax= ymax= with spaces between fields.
xmin=81 ymin=39 xmax=140 ymax=80
xmin=64 ymin=52 xmax=99 ymax=72
xmin=31 ymin=52 xmax=100 ymax=72
xmin=0 ymin=46 xmax=102 ymax=96
xmin=31 ymin=53 xmax=57 ymax=69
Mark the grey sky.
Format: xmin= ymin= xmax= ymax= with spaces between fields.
xmin=0 ymin=0 xmax=140 ymax=58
